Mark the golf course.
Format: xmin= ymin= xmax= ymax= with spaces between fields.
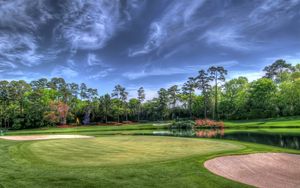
xmin=1 ymin=1 xmax=300 ymax=187
xmin=1 ymin=118 xmax=300 ymax=188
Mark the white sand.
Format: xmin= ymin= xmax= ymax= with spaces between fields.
xmin=0 ymin=135 xmax=93 ymax=141
xmin=204 ymin=153 xmax=300 ymax=188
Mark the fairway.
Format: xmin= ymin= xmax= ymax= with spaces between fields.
xmin=11 ymin=136 xmax=243 ymax=167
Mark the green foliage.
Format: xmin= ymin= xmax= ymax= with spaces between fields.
xmin=168 ymin=120 xmax=195 ymax=129
xmin=1 ymin=60 xmax=300 ymax=129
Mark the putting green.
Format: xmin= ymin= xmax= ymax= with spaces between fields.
xmin=11 ymin=136 xmax=243 ymax=167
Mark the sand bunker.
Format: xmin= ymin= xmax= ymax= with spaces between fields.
xmin=205 ymin=153 xmax=300 ymax=188
xmin=0 ymin=135 xmax=93 ymax=141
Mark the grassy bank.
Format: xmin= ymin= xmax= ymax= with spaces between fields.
xmin=225 ymin=116 xmax=300 ymax=128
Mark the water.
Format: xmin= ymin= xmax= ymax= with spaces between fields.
xmin=152 ymin=129 xmax=300 ymax=150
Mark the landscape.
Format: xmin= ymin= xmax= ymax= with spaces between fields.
xmin=1 ymin=1 xmax=300 ymax=188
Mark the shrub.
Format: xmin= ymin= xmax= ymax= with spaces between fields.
xmin=195 ymin=119 xmax=224 ymax=128
xmin=168 ymin=120 xmax=195 ymax=129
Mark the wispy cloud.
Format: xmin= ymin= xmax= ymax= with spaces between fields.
xmin=129 ymin=0 xmax=207 ymax=57
xmin=0 ymin=33 xmax=43 ymax=68
xmin=86 ymin=53 xmax=114 ymax=79
xmin=123 ymin=60 xmax=238 ymax=80
xmin=51 ymin=66 xmax=78 ymax=78
xmin=87 ymin=53 xmax=107 ymax=67
xmin=0 ymin=0 xmax=53 ymax=31
xmin=248 ymin=0 xmax=300 ymax=28
xmin=56 ymin=0 xmax=145 ymax=53
xmin=0 ymin=0 xmax=54 ymax=71
xmin=201 ymin=26 xmax=252 ymax=51
xmin=88 ymin=68 xmax=114 ymax=80
xmin=229 ymin=71 xmax=264 ymax=82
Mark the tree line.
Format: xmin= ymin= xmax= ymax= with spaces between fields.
xmin=0 ymin=59 xmax=299 ymax=129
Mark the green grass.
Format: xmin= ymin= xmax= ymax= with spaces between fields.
xmin=225 ymin=128 xmax=300 ymax=135
xmin=0 ymin=135 xmax=299 ymax=188
xmin=4 ymin=123 xmax=165 ymax=136
xmin=225 ymin=116 xmax=300 ymax=128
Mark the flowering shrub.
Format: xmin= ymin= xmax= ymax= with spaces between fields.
xmin=195 ymin=119 xmax=224 ymax=128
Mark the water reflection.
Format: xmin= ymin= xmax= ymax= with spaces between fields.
xmin=153 ymin=129 xmax=224 ymax=138
xmin=223 ymin=132 xmax=300 ymax=150
xmin=153 ymin=129 xmax=300 ymax=150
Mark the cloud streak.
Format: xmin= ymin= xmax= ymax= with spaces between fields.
xmin=56 ymin=0 xmax=145 ymax=53
xmin=129 ymin=0 xmax=207 ymax=57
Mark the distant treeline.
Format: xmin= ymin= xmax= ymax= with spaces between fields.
xmin=0 ymin=59 xmax=300 ymax=129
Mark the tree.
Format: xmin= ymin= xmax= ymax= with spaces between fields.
xmin=248 ymin=78 xmax=277 ymax=118
xmin=295 ymin=64 xmax=300 ymax=72
xmin=182 ymin=77 xmax=197 ymax=118
xmin=208 ymin=66 xmax=227 ymax=120
xmin=137 ymin=87 xmax=145 ymax=121
xmin=168 ymin=85 xmax=180 ymax=119
xmin=0 ymin=81 xmax=10 ymax=129
xmin=196 ymin=70 xmax=212 ymax=118
xmin=277 ymin=79 xmax=300 ymax=116
xmin=263 ymin=59 xmax=294 ymax=82
xmin=128 ymin=98 xmax=139 ymax=120
xmin=157 ymin=88 xmax=169 ymax=120
xmin=219 ymin=77 xmax=249 ymax=119
xmin=100 ymin=94 xmax=111 ymax=123
xmin=112 ymin=85 xmax=128 ymax=122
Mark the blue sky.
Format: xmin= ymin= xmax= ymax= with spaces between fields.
xmin=0 ymin=0 xmax=300 ymax=98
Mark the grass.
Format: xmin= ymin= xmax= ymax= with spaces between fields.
xmin=225 ymin=128 xmax=300 ymax=135
xmin=0 ymin=135 xmax=300 ymax=188
xmin=12 ymin=136 xmax=243 ymax=167
xmin=225 ymin=116 xmax=300 ymax=128
xmin=4 ymin=123 xmax=164 ymax=136
xmin=1 ymin=117 xmax=300 ymax=187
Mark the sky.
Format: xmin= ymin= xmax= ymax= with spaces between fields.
xmin=0 ymin=0 xmax=300 ymax=99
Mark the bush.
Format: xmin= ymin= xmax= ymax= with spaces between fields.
xmin=168 ymin=120 xmax=195 ymax=129
xmin=12 ymin=118 xmax=23 ymax=130
xmin=195 ymin=119 xmax=224 ymax=128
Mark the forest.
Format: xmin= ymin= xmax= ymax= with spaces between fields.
xmin=0 ymin=59 xmax=300 ymax=129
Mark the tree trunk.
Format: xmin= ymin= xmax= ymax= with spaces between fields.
xmin=189 ymin=93 xmax=192 ymax=119
xmin=138 ymin=104 xmax=140 ymax=122
xmin=204 ymin=98 xmax=207 ymax=119
xmin=214 ymin=74 xmax=218 ymax=120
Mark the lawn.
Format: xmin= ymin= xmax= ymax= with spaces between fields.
xmin=225 ymin=128 xmax=300 ymax=135
xmin=0 ymin=135 xmax=299 ymax=188
xmin=4 ymin=123 xmax=164 ymax=136
xmin=225 ymin=116 xmax=300 ymax=128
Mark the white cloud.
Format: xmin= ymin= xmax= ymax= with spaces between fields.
xmin=0 ymin=33 xmax=42 ymax=68
xmin=0 ymin=0 xmax=54 ymax=70
xmin=57 ymin=0 xmax=145 ymax=53
xmin=129 ymin=0 xmax=207 ymax=57
xmin=0 ymin=0 xmax=52 ymax=31
xmin=123 ymin=67 xmax=195 ymax=80
xmin=229 ymin=71 xmax=264 ymax=82
xmin=87 ymin=53 xmax=107 ymax=67
xmin=88 ymin=68 xmax=114 ymax=80
xmin=123 ymin=60 xmax=238 ymax=80
xmin=201 ymin=26 xmax=252 ymax=51
xmin=248 ymin=0 xmax=300 ymax=28
xmin=51 ymin=66 xmax=78 ymax=78
xmin=264 ymin=55 xmax=300 ymax=66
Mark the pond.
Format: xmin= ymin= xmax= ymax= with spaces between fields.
xmin=151 ymin=129 xmax=300 ymax=150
